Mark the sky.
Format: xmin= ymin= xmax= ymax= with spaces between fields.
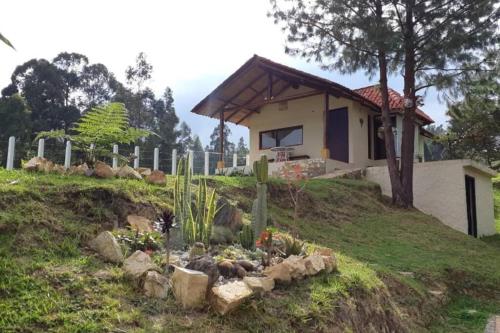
xmin=0 ymin=0 xmax=448 ymax=148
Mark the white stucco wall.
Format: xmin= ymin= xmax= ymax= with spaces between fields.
xmin=365 ymin=160 xmax=497 ymax=237
xmin=247 ymin=86 xmax=377 ymax=166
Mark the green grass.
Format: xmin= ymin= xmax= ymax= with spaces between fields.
xmin=0 ymin=169 xmax=499 ymax=332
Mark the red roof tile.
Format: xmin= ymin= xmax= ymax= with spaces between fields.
xmin=354 ymin=85 xmax=434 ymax=124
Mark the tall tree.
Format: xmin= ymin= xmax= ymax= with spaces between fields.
xmin=178 ymin=121 xmax=194 ymax=155
xmin=52 ymin=52 xmax=88 ymax=107
xmin=270 ymin=0 xmax=499 ymax=207
xmin=208 ymin=124 xmax=235 ymax=155
xmin=236 ymin=137 xmax=249 ymax=156
xmin=191 ymin=135 xmax=204 ymax=153
xmin=0 ymin=94 xmax=31 ymax=142
xmin=79 ymin=63 xmax=119 ymax=111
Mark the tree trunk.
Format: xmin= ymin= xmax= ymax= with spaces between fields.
xmin=399 ymin=0 xmax=417 ymax=208
xmin=378 ymin=50 xmax=406 ymax=205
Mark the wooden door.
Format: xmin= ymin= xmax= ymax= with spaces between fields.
xmin=327 ymin=108 xmax=349 ymax=163
xmin=465 ymin=175 xmax=478 ymax=237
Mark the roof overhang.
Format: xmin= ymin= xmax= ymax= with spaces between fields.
xmin=190 ymin=55 xmax=381 ymax=127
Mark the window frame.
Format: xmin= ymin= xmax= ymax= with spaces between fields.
xmin=259 ymin=125 xmax=303 ymax=150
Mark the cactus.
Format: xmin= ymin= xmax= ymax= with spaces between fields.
xmin=173 ymin=155 xmax=217 ymax=247
xmin=251 ymin=155 xmax=268 ymax=240
xmin=239 ymin=224 xmax=255 ymax=250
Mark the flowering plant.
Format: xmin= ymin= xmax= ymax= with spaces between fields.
xmin=256 ymin=227 xmax=277 ymax=266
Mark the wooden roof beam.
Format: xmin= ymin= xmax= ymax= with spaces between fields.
xmin=209 ymin=72 xmax=267 ymax=117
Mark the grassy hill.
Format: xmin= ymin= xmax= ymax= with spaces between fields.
xmin=0 ymin=169 xmax=499 ymax=332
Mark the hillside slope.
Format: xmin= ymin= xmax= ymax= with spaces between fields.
xmin=0 ymin=169 xmax=499 ymax=332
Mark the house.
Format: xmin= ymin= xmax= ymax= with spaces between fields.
xmin=191 ymin=54 xmax=434 ymax=172
xmin=191 ymin=55 xmax=497 ymax=237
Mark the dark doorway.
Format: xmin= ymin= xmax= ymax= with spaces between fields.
xmin=326 ymin=107 xmax=349 ymax=163
xmin=465 ymin=175 xmax=478 ymax=237
xmin=374 ymin=117 xmax=386 ymax=160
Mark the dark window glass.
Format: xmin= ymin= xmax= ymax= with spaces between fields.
xmin=259 ymin=126 xmax=303 ymax=149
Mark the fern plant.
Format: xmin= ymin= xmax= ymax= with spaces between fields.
xmin=35 ymin=103 xmax=150 ymax=168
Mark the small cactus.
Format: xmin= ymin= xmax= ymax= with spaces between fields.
xmin=239 ymin=224 xmax=255 ymax=250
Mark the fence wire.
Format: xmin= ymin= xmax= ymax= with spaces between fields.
xmin=1 ymin=138 xmax=249 ymax=175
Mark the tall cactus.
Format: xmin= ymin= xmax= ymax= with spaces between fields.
xmin=239 ymin=224 xmax=255 ymax=250
xmin=252 ymin=155 xmax=268 ymax=240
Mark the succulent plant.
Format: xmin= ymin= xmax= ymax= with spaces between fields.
xmin=252 ymin=155 xmax=268 ymax=240
xmin=239 ymin=224 xmax=255 ymax=250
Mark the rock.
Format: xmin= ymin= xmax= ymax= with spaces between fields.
xmin=243 ymin=276 xmax=275 ymax=294
xmin=89 ymin=231 xmax=124 ymax=263
xmin=189 ymin=242 xmax=206 ymax=259
xmin=186 ymin=255 xmax=219 ymax=287
xmin=303 ymin=255 xmax=325 ymax=276
xmin=143 ymin=271 xmax=169 ymax=299
xmin=117 ymin=165 xmax=143 ymax=180
xmin=161 ymin=254 xmax=181 ymax=266
xmin=23 ymin=157 xmax=54 ymax=173
xmin=68 ymin=163 xmax=89 ymax=176
xmin=126 ymin=215 xmax=153 ymax=233
xmin=171 ymin=266 xmax=209 ymax=309
xmin=236 ymin=260 xmax=255 ymax=272
xmin=263 ymin=262 xmax=292 ymax=284
xmin=217 ymin=260 xmax=235 ymax=278
xmin=136 ymin=167 xmax=152 ymax=177
xmin=93 ymin=269 xmax=114 ymax=280
xmin=145 ymin=170 xmax=166 ymax=185
xmin=211 ymin=281 xmax=253 ymax=315
xmin=52 ymin=164 xmax=66 ymax=174
xmin=314 ymin=247 xmax=334 ymax=257
xmin=322 ymin=255 xmax=337 ymax=274
xmin=283 ymin=255 xmax=307 ymax=279
xmin=123 ymin=250 xmax=160 ymax=280
xmin=233 ymin=263 xmax=247 ymax=279
xmin=94 ymin=161 xmax=114 ymax=178
xmin=213 ymin=197 xmax=243 ymax=234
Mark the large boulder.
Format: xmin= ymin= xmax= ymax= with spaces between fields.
xmin=303 ymin=255 xmax=325 ymax=276
xmin=243 ymin=276 xmax=274 ymax=294
xmin=143 ymin=271 xmax=169 ymax=299
xmin=321 ymin=255 xmax=337 ymax=274
xmin=263 ymin=262 xmax=292 ymax=284
xmin=117 ymin=165 xmax=143 ymax=180
xmin=89 ymin=231 xmax=124 ymax=263
xmin=186 ymin=255 xmax=219 ymax=287
xmin=123 ymin=250 xmax=160 ymax=280
xmin=94 ymin=161 xmax=114 ymax=178
xmin=171 ymin=266 xmax=209 ymax=309
xmin=23 ymin=157 xmax=53 ymax=173
xmin=68 ymin=163 xmax=89 ymax=176
xmin=136 ymin=167 xmax=152 ymax=177
xmin=126 ymin=215 xmax=153 ymax=233
xmin=211 ymin=281 xmax=253 ymax=315
xmin=283 ymin=255 xmax=307 ymax=279
xmin=213 ymin=197 xmax=243 ymax=234
xmin=145 ymin=170 xmax=166 ymax=185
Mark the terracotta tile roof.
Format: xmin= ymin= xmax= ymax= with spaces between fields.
xmin=354 ymin=85 xmax=434 ymax=124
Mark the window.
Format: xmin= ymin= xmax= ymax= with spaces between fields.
xmin=259 ymin=126 xmax=303 ymax=149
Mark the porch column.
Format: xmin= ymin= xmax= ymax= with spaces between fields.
xmin=321 ymin=92 xmax=330 ymax=159
xmin=217 ymin=109 xmax=225 ymax=169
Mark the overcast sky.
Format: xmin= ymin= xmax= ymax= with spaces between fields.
xmin=0 ymin=0 xmax=447 ymax=148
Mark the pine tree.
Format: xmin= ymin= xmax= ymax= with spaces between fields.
xmin=236 ymin=137 xmax=249 ymax=156
xmin=207 ymin=124 xmax=235 ymax=155
xmin=178 ymin=121 xmax=194 ymax=155
xmin=270 ymin=0 xmax=499 ymax=207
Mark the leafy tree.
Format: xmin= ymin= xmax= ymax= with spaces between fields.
xmin=52 ymin=52 xmax=88 ymax=107
xmin=236 ymin=137 xmax=249 ymax=156
xmin=3 ymin=58 xmax=80 ymax=133
xmin=0 ymin=32 xmax=14 ymax=49
xmin=423 ymin=124 xmax=446 ymax=161
xmin=36 ymin=103 xmax=149 ymax=168
xmin=207 ymin=124 xmax=235 ymax=155
xmin=270 ymin=0 xmax=499 ymax=207
xmin=126 ymin=52 xmax=153 ymax=93
xmin=0 ymin=95 xmax=31 ymax=164
xmin=443 ymin=74 xmax=499 ymax=167
xmin=79 ymin=63 xmax=119 ymax=111
xmin=191 ymin=135 xmax=204 ymax=153
xmin=177 ymin=121 xmax=193 ymax=155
